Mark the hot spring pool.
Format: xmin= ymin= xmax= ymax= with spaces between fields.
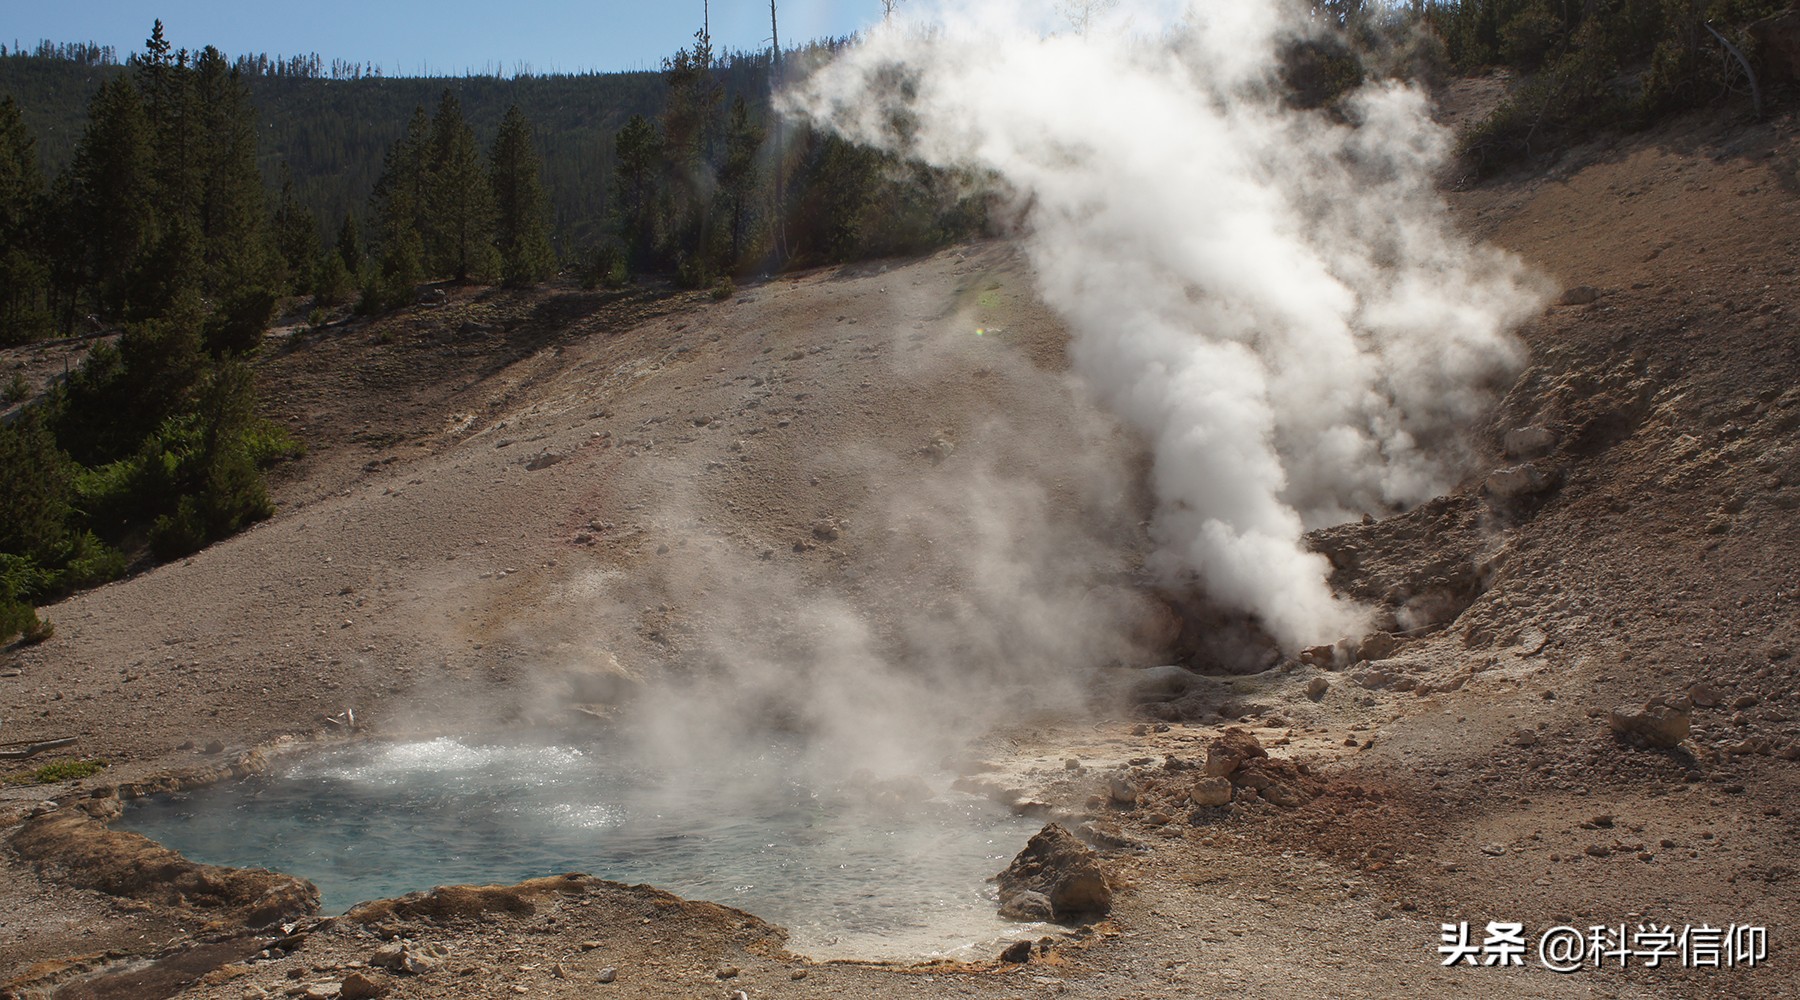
xmin=117 ymin=736 xmax=1043 ymax=960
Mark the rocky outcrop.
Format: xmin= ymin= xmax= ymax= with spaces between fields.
xmin=1608 ymin=699 xmax=1691 ymax=749
xmin=9 ymin=796 xmax=318 ymax=929
xmin=995 ymin=824 xmax=1112 ymax=923
xmin=1202 ymin=727 xmax=1268 ymax=777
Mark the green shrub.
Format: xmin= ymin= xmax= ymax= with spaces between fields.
xmin=8 ymin=758 xmax=107 ymax=785
xmin=711 ymin=276 xmax=736 ymax=301
xmin=0 ymin=597 xmax=37 ymax=644
xmin=3 ymin=372 xmax=27 ymax=405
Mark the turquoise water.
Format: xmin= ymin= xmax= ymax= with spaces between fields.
xmin=117 ymin=735 xmax=1040 ymax=959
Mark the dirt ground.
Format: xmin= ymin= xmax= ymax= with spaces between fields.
xmin=3 ymin=99 xmax=1799 ymax=999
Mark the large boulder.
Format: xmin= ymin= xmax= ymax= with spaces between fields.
xmin=1608 ymin=701 xmax=1691 ymax=749
xmin=1202 ymin=727 xmax=1267 ymax=777
xmin=995 ymin=824 xmax=1111 ymax=923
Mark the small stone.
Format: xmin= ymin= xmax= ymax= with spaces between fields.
xmin=1558 ymin=285 xmax=1601 ymax=306
xmin=716 ymin=965 xmax=740 ymax=979
xmin=1503 ymin=425 xmax=1559 ymax=459
xmin=1107 ymin=775 xmax=1140 ymax=806
xmin=1189 ymin=775 xmax=1233 ymax=807
xmin=1000 ymin=940 xmax=1034 ymax=963
xmin=1481 ymin=843 xmax=1506 ymax=856
xmin=1063 ymin=758 xmax=1081 ymax=770
xmin=579 ymin=940 xmax=603 ymax=951
xmin=597 ymin=967 xmax=617 ymax=984
xmin=1586 ymin=844 xmax=1613 ymax=857
xmin=789 ymin=968 xmax=809 ymax=980
xmin=1486 ymin=463 xmax=1557 ymax=500
xmin=998 ymin=890 xmax=1054 ymax=922
xmin=1305 ymin=677 xmax=1329 ymax=700
xmin=1689 ymin=682 xmax=1724 ymax=707
xmin=1356 ymin=632 xmax=1402 ymax=661
xmin=338 ymin=972 xmax=388 ymax=1000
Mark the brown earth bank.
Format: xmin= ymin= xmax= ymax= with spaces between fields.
xmin=3 ymin=102 xmax=1800 ymax=999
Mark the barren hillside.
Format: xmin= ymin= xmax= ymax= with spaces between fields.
xmin=3 ymin=105 xmax=1799 ymax=999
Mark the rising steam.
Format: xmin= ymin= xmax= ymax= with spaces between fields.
xmin=782 ymin=0 xmax=1546 ymax=649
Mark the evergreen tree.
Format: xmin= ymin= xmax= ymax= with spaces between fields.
xmin=69 ymin=75 xmax=155 ymax=319
xmin=0 ymin=407 xmax=72 ymax=565
xmin=0 ymin=96 xmax=51 ymax=343
xmin=489 ymin=105 xmax=555 ymax=286
xmin=660 ymin=31 xmax=724 ymax=282
xmin=335 ymin=211 xmax=363 ymax=277
xmin=613 ymin=114 xmax=662 ymax=271
xmin=425 ymin=90 xmax=497 ymax=284
xmin=190 ymin=46 xmax=276 ymax=311
xmin=368 ymin=106 xmax=430 ymax=306
xmin=273 ymin=171 xmax=321 ymax=294
xmin=718 ymin=96 xmax=764 ymax=273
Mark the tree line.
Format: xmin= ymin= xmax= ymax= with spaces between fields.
xmin=0 ymin=23 xmax=315 ymax=643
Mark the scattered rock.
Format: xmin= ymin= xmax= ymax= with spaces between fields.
xmin=1202 ymin=727 xmax=1267 ymax=777
xmin=1607 ymin=701 xmax=1691 ymax=748
xmin=1485 ymin=463 xmax=1558 ymax=500
xmin=1356 ymin=632 xmax=1403 ymax=661
xmin=1000 ymin=940 xmax=1034 ymax=963
xmin=338 ymin=972 xmax=388 ymax=1000
xmin=370 ymin=941 xmax=450 ymax=976
xmin=1558 ymin=285 xmax=1601 ymax=306
xmin=579 ymin=940 xmax=602 ymax=951
xmin=998 ymin=890 xmax=1054 ymax=922
xmin=525 ymin=451 xmax=565 ymax=471
xmin=1689 ymin=682 xmax=1725 ymax=708
xmin=1106 ymin=775 xmax=1140 ymax=806
xmin=596 ymin=967 xmax=617 ymax=984
xmin=716 ymin=965 xmax=739 ymax=979
xmin=995 ymin=823 xmax=1112 ymax=922
xmin=810 ymin=520 xmax=841 ymax=542
xmin=1504 ymin=425 xmax=1559 ymax=459
xmin=1188 ymin=775 xmax=1233 ymax=807
xmin=1305 ymin=677 xmax=1330 ymax=700
xmin=1299 ymin=644 xmax=1338 ymax=668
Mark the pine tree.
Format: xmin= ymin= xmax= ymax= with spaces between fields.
xmin=489 ymin=105 xmax=555 ymax=287
xmin=335 ymin=211 xmax=363 ymax=277
xmin=718 ymin=96 xmax=764 ymax=273
xmin=272 ymin=172 xmax=321 ymax=294
xmin=368 ymin=107 xmax=429 ymax=306
xmin=0 ymin=96 xmax=51 ymax=343
xmin=661 ymin=31 xmax=725 ymax=282
xmin=69 ymin=75 xmax=156 ymax=319
xmin=190 ymin=46 xmax=275 ymax=310
xmin=613 ymin=114 xmax=662 ymax=271
xmin=425 ymin=90 xmax=496 ymax=284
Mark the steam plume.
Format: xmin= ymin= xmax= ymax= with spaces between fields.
xmin=783 ymin=0 xmax=1545 ymax=648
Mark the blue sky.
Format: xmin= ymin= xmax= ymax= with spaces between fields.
xmin=4 ymin=1 xmax=885 ymax=75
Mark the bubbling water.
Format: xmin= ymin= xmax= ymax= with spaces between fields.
xmin=118 ymin=735 xmax=1043 ymax=960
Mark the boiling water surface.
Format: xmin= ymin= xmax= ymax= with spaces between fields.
xmin=118 ymin=736 xmax=1042 ymax=960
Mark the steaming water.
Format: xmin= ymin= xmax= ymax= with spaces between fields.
xmin=117 ymin=736 xmax=1044 ymax=960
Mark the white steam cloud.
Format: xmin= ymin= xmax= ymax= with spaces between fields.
xmin=783 ymin=0 xmax=1545 ymax=649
